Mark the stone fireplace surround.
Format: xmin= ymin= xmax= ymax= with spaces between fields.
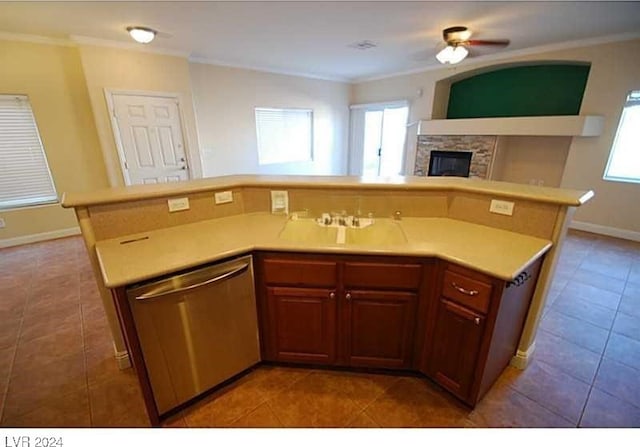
xmin=414 ymin=135 xmax=498 ymax=179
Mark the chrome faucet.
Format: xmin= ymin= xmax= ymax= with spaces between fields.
xmin=393 ymin=211 xmax=402 ymax=220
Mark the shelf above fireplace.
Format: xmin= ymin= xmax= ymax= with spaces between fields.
xmin=417 ymin=115 xmax=604 ymax=137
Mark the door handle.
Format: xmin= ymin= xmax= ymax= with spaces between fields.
xmin=134 ymin=262 xmax=249 ymax=300
xmin=345 ymin=292 xmax=352 ymax=301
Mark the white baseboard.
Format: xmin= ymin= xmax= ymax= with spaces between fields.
xmin=570 ymin=220 xmax=640 ymax=242
xmin=0 ymin=226 xmax=81 ymax=248
xmin=115 ymin=349 xmax=131 ymax=370
xmin=510 ymin=341 xmax=536 ymax=370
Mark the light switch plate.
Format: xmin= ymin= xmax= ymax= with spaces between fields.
xmin=168 ymin=197 xmax=190 ymax=212
xmin=489 ymin=199 xmax=514 ymax=216
xmin=214 ymin=191 xmax=233 ymax=204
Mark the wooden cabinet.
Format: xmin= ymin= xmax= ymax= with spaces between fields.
xmin=341 ymin=261 xmax=422 ymax=369
xmin=421 ymin=259 xmax=542 ymax=405
xmin=257 ymin=253 xmax=428 ymax=369
xmin=428 ymin=298 xmax=485 ymax=399
xmin=260 ymin=258 xmax=338 ymax=364
xmin=266 ymin=287 xmax=337 ymax=364
xmin=344 ymin=290 xmax=417 ymax=369
xmin=256 ymin=251 xmax=542 ymax=408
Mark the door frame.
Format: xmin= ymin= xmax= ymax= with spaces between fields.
xmin=104 ymin=89 xmax=194 ymax=186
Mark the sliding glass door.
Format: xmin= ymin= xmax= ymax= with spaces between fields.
xmin=350 ymin=101 xmax=409 ymax=176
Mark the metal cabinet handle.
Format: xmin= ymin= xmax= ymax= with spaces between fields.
xmin=329 ymin=292 xmax=336 ymax=299
xmin=474 ymin=317 xmax=481 ymax=325
xmin=452 ymin=282 xmax=479 ymax=296
xmin=345 ymin=292 xmax=352 ymax=301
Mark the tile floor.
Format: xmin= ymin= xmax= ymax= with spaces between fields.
xmin=0 ymin=230 xmax=639 ymax=428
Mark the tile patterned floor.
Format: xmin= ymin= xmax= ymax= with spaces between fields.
xmin=1 ymin=230 xmax=639 ymax=428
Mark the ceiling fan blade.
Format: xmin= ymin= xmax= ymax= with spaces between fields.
xmin=467 ymin=39 xmax=510 ymax=47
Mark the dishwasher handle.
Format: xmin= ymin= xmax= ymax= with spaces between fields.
xmin=134 ymin=262 xmax=250 ymax=301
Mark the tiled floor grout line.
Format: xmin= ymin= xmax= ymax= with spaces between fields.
xmin=507 ymin=386 xmax=577 ymax=427
xmin=0 ymin=259 xmax=35 ymax=425
xmin=575 ymin=255 xmax=633 ymax=427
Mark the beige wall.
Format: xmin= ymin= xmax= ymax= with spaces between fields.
xmin=77 ymin=45 xmax=202 ymax=187
xmin=189 ymin=63 xmax=350 ymax=176
xmin=0 ymin=40 xmax=108 ymax=243
xmin=493 ymin=136 xmax=571 ymax=187
xmin=352 ymin=38 xmax=640 ymax=234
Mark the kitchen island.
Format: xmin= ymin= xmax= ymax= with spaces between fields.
xmin=62 ymin=175 xmax=592 ymax=425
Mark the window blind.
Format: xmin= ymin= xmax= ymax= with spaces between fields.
xmin=255 ymin=108 xmax=312 ymax=165
xmin=0 ymin=95 xmax=58 ymax=209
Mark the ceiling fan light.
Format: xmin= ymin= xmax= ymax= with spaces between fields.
xmin=436 ymin=45 xmax=455 ymax=64
xmin=127 ymin=26 xmax=156 ymax=44
xmin=449 ymin=46 xmax=469 ymax=64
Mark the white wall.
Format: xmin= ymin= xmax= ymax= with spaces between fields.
xmin=352 ymin=38 xmax=640 ymax=235
xmin=189 ymin=63 xmax=350 ymax=177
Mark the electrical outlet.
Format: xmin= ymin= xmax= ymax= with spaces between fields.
xmin=489 ymin=199 xmax=515 ymax=216
xmin=167 ymin=197 xmax=190 ymax=212
xmin=214 ymin=191 xmax=233 ymax=204
xmin=0 ymin=217 xmax=5 ymax=229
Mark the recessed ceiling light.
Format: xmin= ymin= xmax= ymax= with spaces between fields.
xmin=126 ymin=26 xmax=157 ymax=44
xmin=348 ymin=40 xmax=377 ymax=50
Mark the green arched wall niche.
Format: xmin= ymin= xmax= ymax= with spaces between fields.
xmin=446 ymin=64 xmax=590 ymax=119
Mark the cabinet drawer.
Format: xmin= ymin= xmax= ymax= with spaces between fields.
xmin=263 ymin=259 xmax=337 ymax=287
xmin=441 ymin=270 xmax=492 ymax=314
xmin=344 ymin=262 xmax=422 ymax=290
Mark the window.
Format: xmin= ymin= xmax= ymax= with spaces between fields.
xmin=0 ymin=95 xmax=57 ymax=209
xmin=604 ymin=90 xmax=640 ymax=183
xmin=255 ymin=108 xmax=313 ymax=165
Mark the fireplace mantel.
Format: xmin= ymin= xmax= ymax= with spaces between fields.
xmin=417 ymin=115 xmax=604 ymax=137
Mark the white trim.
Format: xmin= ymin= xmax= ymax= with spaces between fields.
xmin=570 ymin=220 xmax=640 ymax=242
xmin=69 ymin=34 xmax=189 ymax=58
xmin=104 ymin=89 xmax=194 ymax=186
xmin=354 ymin=31 xmax=640 ymax=83
xmin=115 ymin=349 xmax=132 ymax=370
xmin=510 ymin=341 xmax=536 ymax=370
xmin=0 ymin=30 xmax=76 ymax=47
xmin=188 ymin=56 xmax=350 ymax=83
xmin=349 ymin=100 xmax=409 ymax=110
xmin=0 ymin=227 xmax=80 ymax=249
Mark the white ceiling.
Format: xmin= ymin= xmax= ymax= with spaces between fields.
xmin=1 ymin=1 xmax=640 ymax=82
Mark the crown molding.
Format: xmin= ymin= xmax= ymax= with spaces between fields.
xmin=0 ymin=30 xmax=76 ymax=47
xmin=188 ymin=55 xmax=350 ymax=83
xmin=354 ymin=31 xmax=640 ymax=83
xmin=69 ymin=34 xmax=190 ymax=58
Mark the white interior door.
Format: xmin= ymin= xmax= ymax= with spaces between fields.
xmin=111 ymin=93 xmax=189 ymax=185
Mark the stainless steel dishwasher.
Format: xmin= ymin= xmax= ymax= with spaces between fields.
xmin=126 ymin=255 xmax=260 ymax=415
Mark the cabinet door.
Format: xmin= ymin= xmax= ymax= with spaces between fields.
xmin=265 ymin=286 xmax=337 ymax=365
xmin=345 ymin=290 xmax=417 ymax=369
xmin=428 ymin=298 xmax=485 ymax=401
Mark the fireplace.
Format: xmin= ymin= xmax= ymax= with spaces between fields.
xmin=428 ymin=150 xmax=472 ymax=177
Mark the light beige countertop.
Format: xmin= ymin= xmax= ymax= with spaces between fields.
xmin=63 ymin=174 xmax=594 ymax=207
xmin=95 ymin=213 xmax=552 ymax=288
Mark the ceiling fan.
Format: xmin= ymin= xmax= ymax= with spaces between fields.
xmin=436 ymin=26 xmax=510 ymax=64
